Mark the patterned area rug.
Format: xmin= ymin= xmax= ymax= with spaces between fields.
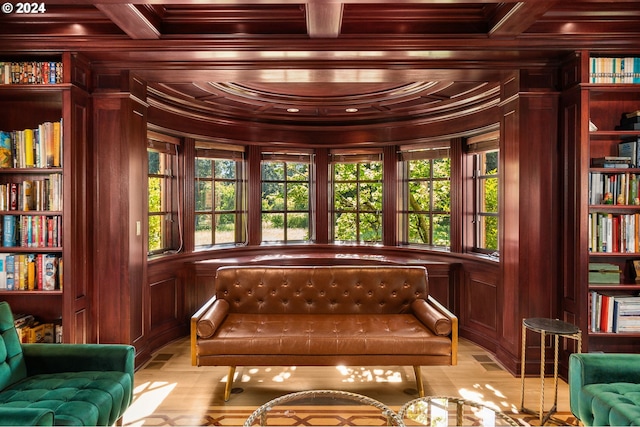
xmin=127 ymin=406 xmax=580 ymax=426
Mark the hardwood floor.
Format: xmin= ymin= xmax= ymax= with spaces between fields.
xmin=124 ymin=337 xmax=574 ymax=426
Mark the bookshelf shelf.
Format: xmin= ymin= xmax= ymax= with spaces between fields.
xmin=588 ymin=332 xmax=640 ymax=338
xmin=0 ymin=289 xmax=62 ymax=295
xmin=0 ymin=168 xmax=63 ymax=174
xmin=589 ymin=252 xmax=640 ymax=257
xmin=589 ymin=284 xmax=640 ymax=290
xmin=589 ymin=167 xmax=640 ymax=174
xmin=0 ymin=247 xmax=62 ymax=252
xmin=0 ymin=210 xmax=61 ymax=215
xmin=0 ymin=83 xmax=72 ymax=90
xmin=589 ymin=205 xmax=640 ymax=212
xmin=590 ymin=131 xmax=640 ymax=139
xmin=583 ymin=83 xmax=640 ymax=92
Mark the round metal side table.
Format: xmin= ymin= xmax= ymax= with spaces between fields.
xmin=519 ymin=317 xmax=582 ymax=425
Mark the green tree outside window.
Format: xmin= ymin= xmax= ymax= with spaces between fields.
xmin=261 ymin=159 xmax=310 ymax=242
xmin=333 ymin=161 xmax=383 ymax=243
xmin=195 ymin=157 xmax=242 ymax=246
xmin=406 ymin=157 xmax=451 ymax=247
xmin=477 ymin=150 xmax=498 ymax=252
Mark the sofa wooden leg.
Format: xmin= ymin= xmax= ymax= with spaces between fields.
xmin=413 ymin=366 xmax=425 ymax=397
xmin=114 ymin=416 xmax=123 ymax=426
xmin=225 ymin=366 xmax=236 ymax=401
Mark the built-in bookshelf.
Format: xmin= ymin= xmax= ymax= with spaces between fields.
xmin=0 ymin=52 xmax=89 ymax=342
xmin=583 ymin=53 xmax=640 ymax=350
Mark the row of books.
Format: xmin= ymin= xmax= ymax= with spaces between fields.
xmin=590 ymin=291 xmax=640 ymax=333
xmin=0 ymin=61 xmax=63 ymax=85
xmin=588 ymin=171 xmax=640 ymax=205
xmin=588 ymin=212 xmax=640 ymax=253
xmin=0 ymin=176 xmax=63 ymax=212
xmin=0 ymin=253 xmax=61 ymax=291
xmin=0 ymin=120 xmax=63 ymax=169
xmin=589 ymin=57 xmax=640 ymax=83
xmin=2 ymin=215 xmax=62 ymax=248
xmin=13 ymin=313 xmax=63 ymax=343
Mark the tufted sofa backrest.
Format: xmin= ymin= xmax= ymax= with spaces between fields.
xmin=215 ymin=265 xmax=428 ymax=314
xmin=0 ymin=301 xmax=27 ymax=390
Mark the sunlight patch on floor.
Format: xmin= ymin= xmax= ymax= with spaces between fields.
xmin=124 ymin=381 xmax=178 ymax=425
xmin=229 ymin=365 xmax=409 ymax=387
xmin=458 ymin=384 xmax=519 ymax=415
xmin=337 ymin=366 xmax=405 ymax=384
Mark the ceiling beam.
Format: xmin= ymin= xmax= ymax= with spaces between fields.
xmin=488 ymin=1 xmax=557 ymax=37
xmin=306 ymin=2 xmax=344 ymax=38
xmin=95 ymin=4 xmax=161 ymax=39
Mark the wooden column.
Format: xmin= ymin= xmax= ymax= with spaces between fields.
xmin=91 ymin=72 xmax=148 ymax=361
xmin=497 ymin=70 xmax=560 ymax=374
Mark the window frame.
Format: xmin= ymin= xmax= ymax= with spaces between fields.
xmin=194 ymin=142 xmax=246 ymax=248
xmin=330 ymin=150 xmax=384 ymax=244
xmin=147 ymin=132 xmax=180 ymax=256
xmin=260 ymin=151 xmax=314 ymax=243
xmin=467 ymin=131 xmax=500 ymax=256
xmin=400 ymin=143 xmax=451 ymax=248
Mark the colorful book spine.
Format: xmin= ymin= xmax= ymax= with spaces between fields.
xmin=6 ymin=254 xmax=14 ymax=290
xmin=42 ymin=254 xmax=57 ymax=291
xmin=2 ymin=215 xmax=15 ymax=247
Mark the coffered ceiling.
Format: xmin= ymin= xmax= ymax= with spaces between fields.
xmin=2 ymin=1 xmax=640 ymax=125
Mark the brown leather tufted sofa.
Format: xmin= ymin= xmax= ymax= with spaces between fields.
xmin=190 ymin=265 xmax=458 ymax=401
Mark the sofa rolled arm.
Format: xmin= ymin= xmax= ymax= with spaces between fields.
xmin=411 ymin=296 xmax=458 ymax=365
xmin=22 ymin=343 xmax=135 ymax=382
xmin=0 ymin=408 xmax=54 ymax=426
xmin=191 ymin=296 xmax=230 ymax=365
xmin=569 ymin=353 xmax=640 ymax=417
xmin=196 ymin=299 xmax=230 ymax=339
xmin=412 ymin=299 xmax=451 ymax=336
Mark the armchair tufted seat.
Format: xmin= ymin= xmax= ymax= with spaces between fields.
xmin=0 ymin=371 xmax=130 ymax=425
xmin=0 ymin=301 xmax=135 ymax=426
xmin=581 ymin=383 xmax=640 ymax=426
xmin=191 ymin=265 xmax=458 ymax=401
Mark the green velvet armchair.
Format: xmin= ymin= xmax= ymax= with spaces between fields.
xmin=0 ymin=301 xmax=135 ymax=426
xmin=569 ymin=352 xmax=640 ymax=426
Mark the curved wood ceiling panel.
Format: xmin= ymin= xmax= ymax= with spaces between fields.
xmin=150 ymin=81 xmax=500 ymax=125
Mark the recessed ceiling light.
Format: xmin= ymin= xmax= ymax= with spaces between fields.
xmin=345 ymin=108 xmax=358 ymax=113
xmin=287 ymin=108 xmax=299 ymax=113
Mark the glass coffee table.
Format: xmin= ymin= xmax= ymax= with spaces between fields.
xmin=243 ymin=389 xmax=403 ymax=426
xmin=399 ymin=396 xmax=521 ymax=426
